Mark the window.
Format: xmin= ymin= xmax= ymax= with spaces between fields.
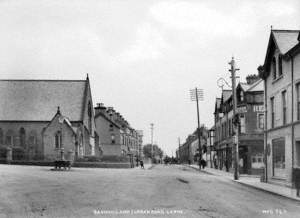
xmin=272 ymin=57 xmax=277 ymax=80
xmin=278 ymin=55 xmax=283 ymax=76
xmin=271 ymin=97 xmax=275 ymax=128
xmin=240 ymin=91 xmax=244 ymax=102
xmin=19 ymin=127 xmax=26 ymax=148
xmin=88 ymin=101 xmax=92 ymax=133
xmin=6 ymin=135 xmax=13 ymax=145
xmin=282 ymin=91 xmax=287 ymax=125
xmin=258 ymin=114 xmax=264 ymax=129
xmin=239 ymin=114 xmax=245 ymax=133
xmin=111 ymin=133 xmax=115 ymax=144
xmin=55 ymin=131 xmax=62 ymax=149
xmin=297 ymin=83 xmax=300 ymax=120
xmin=0 ymin=128 xmax=3 ymax=145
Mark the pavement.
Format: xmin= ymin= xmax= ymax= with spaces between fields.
xmin=187 ymin=164 xmax=300 ymax=202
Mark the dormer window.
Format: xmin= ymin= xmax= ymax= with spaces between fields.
xmin=272 ymin=57 xmax=277 ymax=80
xmin=278 ymin=55 xmax=283 ymax=76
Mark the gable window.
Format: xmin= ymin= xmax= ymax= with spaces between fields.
xmin=55 ymin=131 xmax=62 ymax=149
xmin=282 ymin=91 xmax=287 ymax=125
xmin=297 ymin=83 xmax=300 ymax=121
xmin=258 ymin=114 xmax=264 ymax=130
xmin=278 ymin=55 xmax=283 ymax=76
xmin=272 ymin=57 xmax=277 ymax=80
xmin=271 ymin=97 xmax=275 ymax=128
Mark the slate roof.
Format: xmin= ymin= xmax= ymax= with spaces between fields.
xmin=272 ymin=30 xmax=300 ymax=54
xmin=222 ymin=90 xmax=232 ymax=102
xmin=246 ymin=79 xmax=263 ymax=92
xmin=0 ymin=80 xmax=87 ymax=121
xmin=239 ymin=83 xmax=251 ymax=91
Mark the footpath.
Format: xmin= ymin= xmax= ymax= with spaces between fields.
xmin=187 ymin=164 xmax=300 ymax=202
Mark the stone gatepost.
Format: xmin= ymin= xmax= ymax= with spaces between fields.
xmin=6 ymin=147 xmax=12 ymax=164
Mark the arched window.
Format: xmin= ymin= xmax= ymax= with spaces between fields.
xmin=88 ymin=101 xmax=92 ymax=133
xmin=278 ymin=55 xmax=283 ymax=76
xmin=55 ymin=131 xmax=62 ymax=149
xmin=0 ymin=128 xmax=3 ymax=145
xmin=6 ymin=130 xmax=14 ymax=146
xmin=272 ymin=57 xmax=277 ymax=80
xmin=19 ymin=127 xmax=26 ymax=148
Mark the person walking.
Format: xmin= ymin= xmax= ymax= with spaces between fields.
xmin=140 ymin=160 xmax=144 ymax=169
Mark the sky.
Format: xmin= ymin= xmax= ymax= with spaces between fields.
xmin=0 ymin=0 xmax=299 ymax=156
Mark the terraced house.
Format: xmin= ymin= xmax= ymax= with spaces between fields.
xmin=94 ymin=103 xmax=142 ymax=164
xmin=259 ymin=29 xmax=300 ymax=186
xmin=0 ymin=76 xmax=100 ymax=161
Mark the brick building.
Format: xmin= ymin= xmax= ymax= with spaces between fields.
xmin=259 ymin=29 xmax=300 ymax=186
xmin=0 ymin=76 xmax=99 ymax=161
xmin=214 ymin=76 xmax=264 ymax=174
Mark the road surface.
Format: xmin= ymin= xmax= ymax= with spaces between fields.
xmin=0 ymin=164 xmax=299 ymax=218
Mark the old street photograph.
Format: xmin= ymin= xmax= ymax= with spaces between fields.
xmin=0 ymin=0 xmax=300 ymax=218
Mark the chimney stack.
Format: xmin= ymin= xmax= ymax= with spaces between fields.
xmin=94 ymin=103 xmax=106 ymax=116
xmin=246 ymin=74 xmax=260 ymax=85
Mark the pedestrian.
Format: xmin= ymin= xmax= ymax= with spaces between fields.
xmin=201 ymin=159 xmax=206 ymax=169
xmin=140 ymin=160 xmax=144 ymax=169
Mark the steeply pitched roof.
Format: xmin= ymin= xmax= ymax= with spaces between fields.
xmin=239 ymin=83 xmax=251 ymax=91
xmin=261 ymin=29 xmax=300 ymax=79
xmin=272 ymin=30 xmax=300 ymax=54
xmin=0 ymin=80 xmax=87 ymax=121
xmin=222 ymin=90 xmax=232 ymax=103
xmin=215 ymin=98 xmax=221 ymax=109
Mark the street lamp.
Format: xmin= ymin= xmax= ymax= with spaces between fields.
xmin=190 ymin=87 xmax=204 ymax=170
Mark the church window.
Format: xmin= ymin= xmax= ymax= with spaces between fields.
xmin=19 ymin=127 xmax=26 ymax=148
xmin=0 ymin=128 xmax=3 ymax=145
xmin=55 ymin=131 xmax=62 ymax=149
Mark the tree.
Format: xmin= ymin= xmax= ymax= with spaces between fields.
xmin=143 ymin=144 xmax=164 ymax=159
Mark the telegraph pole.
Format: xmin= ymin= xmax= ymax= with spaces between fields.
xmin=150 ymin=123 xmax=154 ymax=164
xmin=229 ymin=57 xmax=240 ymax=180
xmin=178 ymin=137 xmax=181 ymax=163
xmin=190 ymin=88 xmax=204 ymax=169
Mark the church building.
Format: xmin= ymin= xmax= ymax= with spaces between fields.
xmin=0 ymin=76 xmax=100 ymax=161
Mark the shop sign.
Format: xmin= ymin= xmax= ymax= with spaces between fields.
xmin=253 ymin=105 xmax=264 ymax=112
xmin=237 ymin=106 xmax=247 ymax=114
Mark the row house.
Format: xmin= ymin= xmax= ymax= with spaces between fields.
xmin=259 ymin=29 xmax=300 ymax=186
xmin=94 ymin=103 xmax=142 ymax=161
xmin=0 ymin=75 xmax=99 ymax=161
xmin=214 ymin=75 xmax=264 ymax=174
xmin=178 ymin=127 xmax=207 ymax=164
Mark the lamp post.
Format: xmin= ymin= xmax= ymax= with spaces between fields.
xmin=190 ymin=88 xmax=204 ymax=169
